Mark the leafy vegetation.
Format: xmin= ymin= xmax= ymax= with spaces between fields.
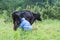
xmin=0 ymin=0 xmax=60 ymax=40
xmin=0 ymin=0 xmax=60 ymax=21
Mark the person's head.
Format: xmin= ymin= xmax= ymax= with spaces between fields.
xmin=21 ymin=18 xmax=25 ymax=21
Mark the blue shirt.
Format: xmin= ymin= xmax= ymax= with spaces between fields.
xmin=19 ymin=18 xmax=32 ymax=31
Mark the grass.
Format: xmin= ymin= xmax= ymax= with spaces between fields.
xmin=0 ymin=18 xmax=60 ymax=40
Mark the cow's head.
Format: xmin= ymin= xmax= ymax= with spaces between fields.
xmin=12 ymin=12 xmax=20 ymax=31
xmin=32 ymin=13 xmax=42 ymax=21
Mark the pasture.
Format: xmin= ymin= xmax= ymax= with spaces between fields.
xmin=0 ymin=18 xmax=60 ymax=40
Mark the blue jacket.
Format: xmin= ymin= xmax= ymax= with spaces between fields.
xmin=19 ymin=18 xmax=32 ymax=31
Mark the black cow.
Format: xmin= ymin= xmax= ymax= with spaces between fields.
xmin=12 ymin=10 xmax=42 ymax=31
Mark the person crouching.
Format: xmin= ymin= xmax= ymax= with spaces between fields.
xmin=19 ymin=18 xmax=32 ymax=31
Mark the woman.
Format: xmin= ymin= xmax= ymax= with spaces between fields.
xmin=19 ymin=18 xmax=32 ymax=31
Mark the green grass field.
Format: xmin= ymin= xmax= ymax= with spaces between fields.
xmin=0 ymin=18 xmax=60 ymax=40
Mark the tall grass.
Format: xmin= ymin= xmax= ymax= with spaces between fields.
xmin=0 ymin=18 xmax=60 ymax=40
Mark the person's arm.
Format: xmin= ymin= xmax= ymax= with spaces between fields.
xmin=20 ymin=21 xmax=25 ymax=28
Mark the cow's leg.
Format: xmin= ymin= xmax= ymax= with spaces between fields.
xmin=14 ymin=21 xmax=17 ymax=31
xmin=30 ymin=17 xmax=35 ymax=25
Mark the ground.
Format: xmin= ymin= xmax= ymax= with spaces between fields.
xmin=0 ymin=18 xmax=60 ymax=40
